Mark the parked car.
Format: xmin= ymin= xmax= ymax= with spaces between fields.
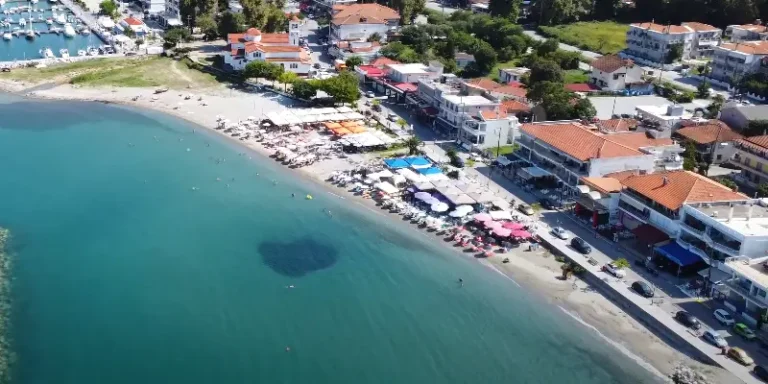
xmin=728 ymin=347 xmax=755 ymax=366
xmin=702 ymin=329 xmax=728 ymax=348
xmin=570 ymin=237 xmax=592 ymax=254
xmin=754 ymin=365 xmax=768 ymax=381
xmin=631 ymin=281 xmax=654 ymax=298
xmin=551 ymin=227 xmax=569 ymax=240
xmin=366 ymin=91 xmax=375 ymax=98
xmin=713 ymin=309 xmax=735 ymax=326
xmin=733 ymin=323 xmax=757 ymax=341
xmin=675 ymin=311 xmax=701 ymax=330
xmin=388 ymin=113 xmax=398 ymax=122
xmin=602 ymin=262 xmax=627 ymax=278
xmin=540 ymin=198 xmax=556 ymax=210
xmin=518 ymin=204 xmax=534 ymax=216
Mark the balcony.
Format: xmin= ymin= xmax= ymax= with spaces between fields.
xmin=624 ymin=189 xmax=680 ymax=220
xmin=618 ymin=199 xmax=650 ymax=221
xmin=680 ymin=221 xmax=705 ymax=237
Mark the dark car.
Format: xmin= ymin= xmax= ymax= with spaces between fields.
xmin=632 ymin=281 xmax=654 ymax=298
xmin=754 ymin=365 xmax=768 ymax=382
xmin=540 ymin=198 xmax=556 ymax=210
xmin=570 ymin=237 xmax=592 ymax=254
xmin=675 ymin=311 xmax=701 ymax=330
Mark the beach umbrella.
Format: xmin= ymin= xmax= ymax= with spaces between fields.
xmin=502 ymin=222 xmax=525 ymax=230
xmin=431 ymin=202 xmax=450 ymax=213
xmin=473 ymin=213 xmax=492 ymax=222
xmin=414 ymin=192 xmax=432 ymax=201
xmin=483 ymin=220 xmax=502 ymax=229
xmin=492 ymin=227 xmax=512 ymax=237
xmin=449 ymin=209 xmax=469 ymax=218
xmin=511 ymin=230 xmax=532 ymax=239
xmin=455 ymin=205 xmax=474 ymax=214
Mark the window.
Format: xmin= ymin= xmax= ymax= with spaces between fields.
xmin=716 ymin=154 xmax=722 ymax=161
xmin=758 ymin=162 xmax=764 ymax=172
xmin=290 ymin=63 xmax=298 ymax=69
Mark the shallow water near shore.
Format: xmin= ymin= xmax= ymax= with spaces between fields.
xmin=0 ymin=95 xmax=663 ymax=384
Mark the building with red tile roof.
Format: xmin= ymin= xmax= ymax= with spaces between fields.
xmin=588 ymin=55 xmax=646 ymax=91
xmin=224 ymin=18 xmax=311 ymax=74
xmin=501 ymin=99 xmax=531 ymax=115
xmin=675 ymin=120 xmax=742 ymax=164
xmin=517 ymin=121 xmax=683 ymax=190
xmin=627 ymin=22 xmax=722 ymax=64
xmin=620 ymin=170 xmax=746 ymax=212
xmin=330 ymin=4 xmax=399 ymax=42
xmin=597 ymin=118 xmax=639 ymax=133
xmin=730 ymin=135 xmax=768 ymax=188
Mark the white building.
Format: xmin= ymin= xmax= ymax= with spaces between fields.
xmin=625 ymin=22 xmax=721 ymax=65
xmin=142 ymin=0 xmax=165 ymax=14
xmin=710 ymin=41 xmax=768 ymax=85
xmin=120 ymin=17 xmax=149 ymax=36
xmin=516 ymin=121 xmax=680 ymax=189
xmin=589 ymin=55 xmax=645 ymax=90
xmin=228 ymin=1 xmax=243 ymax=13
xmin=725 ymin=23 xmax=768 ymax=42
xmin=328 ymin=41 xmax=382 ymax=62
xmin=330 ymin=4 xmax=399 ymax=43
xmin=635 ymin=104 xmax=693 ymax=138
xmin=415 ymin=75 xmax=461 ymax=110
xmin=498 ymin=67 xmax=529 ymax=84
xmin=730 ymin=135 xmax=768 ymax=189
xmin=457 ymin=109 xmax=520 ymax=151
xmin=386 ymin=62 xmax=443 ymax=84
xmin=224 ymin=19 xmax=310 ymax=74
xmin=437 ymin=94 xmax=499 ymax=138
xmin=617 ymin=171 xmax=748 ymax=239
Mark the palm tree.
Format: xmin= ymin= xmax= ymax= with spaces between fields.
xmin=614 ymin=258 xmax=630 ymax=269
xmin=397 ymin=117 xmax=408 ymax=130
xmin=404 ymin=137 xmax=423 ymax=155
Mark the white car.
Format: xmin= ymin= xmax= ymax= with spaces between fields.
xmin=551 ymin=227 xmax=569 ymax=240
xmin=366 ymin=91 xmax=375 ymax=98
xmin=713 ymin=309 xmax=735 ymax=326
xmin=602 ymin=263 xmax=627 ymax=278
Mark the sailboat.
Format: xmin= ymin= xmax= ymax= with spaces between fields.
xmin=63 ymin=22 xmax=74 ymax=37
xmin=24 ymin=9 xmax=34 ymax=39
xmin=2 ymin=26 xmax=11 ymax=40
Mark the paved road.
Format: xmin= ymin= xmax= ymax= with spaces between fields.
xmin=363 ymin=95 xmax=764 ymax=382
xmin=425 ymin=0 xmax=458 ymax=14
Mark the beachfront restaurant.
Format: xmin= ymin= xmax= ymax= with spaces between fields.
xmin=652 ymin=242 xmax=707 ymax=277
xmin=265 ymin=107 xmax=366 ymax=127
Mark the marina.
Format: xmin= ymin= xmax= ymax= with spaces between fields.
xmin=0 ymin=0 xmax=106 ymax=62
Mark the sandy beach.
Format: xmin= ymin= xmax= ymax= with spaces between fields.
xmin=0 ymin=79 xmax=734 ymax=383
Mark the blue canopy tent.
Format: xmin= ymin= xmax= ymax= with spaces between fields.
xmin=384 ymin=158 xmax=410 ymax=169
xmin=416 ymin=167 xmax=443 ymax=175
xmin=654 ymin=242 xmax=705 ymax=276
xmin=405 ymin=156 xmax=432 ymax=168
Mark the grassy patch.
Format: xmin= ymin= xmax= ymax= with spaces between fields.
xmin=538 ymin=22 xmax=629 ymax=55
xmin=6 ymin=56 xmax=220 ymax=90
xmin=486 ymin=145 xmax=520 ymax=157
xmin=564 ymin=69 xmax=589 ymax=84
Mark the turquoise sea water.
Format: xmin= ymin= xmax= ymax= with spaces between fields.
xmin=0 ymin=95 xmax=662 ymax=384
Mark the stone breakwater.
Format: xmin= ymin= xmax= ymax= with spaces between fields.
xmin=0 ymin=228 xmax=11 ymax=384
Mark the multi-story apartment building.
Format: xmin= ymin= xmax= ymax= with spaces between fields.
xmin=710 ymin=41 xmax=768 ymax=84
xmin=674 ymin=120 xmax=743 ymax=164
xmin=617 ymin=171 xmax=748 ymax=239
xmin=625 ymin=22 xmax=721 ymax=65
xmin=457 ymin=109 xmax=520 ymax=151
xmin=223 ymin=20 xmax=310 ymax=74
xmin=635 ymin=104 xmax=693 ymax=137
xmin=515 ymin=121 xmax=682 ymax=190
xmin=436 ymin=94 xmax=499 ymax=137
xmin=725 ymin=23 xmax=768 ymax=42
xmin=730 ymin=135 xmax=768 ymax=188
xmin=330 ymin=4 xmax=399 ymax=43
xmin=414 ymin=75 xmax=461 ymax=111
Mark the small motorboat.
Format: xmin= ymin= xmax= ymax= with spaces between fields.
xmin=31 ymin=0 xmax=38 ymax=4
xmin=55 ymin=13 xmax=65 ymax=24
xmin=18 ymin=18 xmax=25 ymax=27
xmin=2 ymin=31 xmax=11 ymax=40
xmin=63 ymin=22 xmax=75 ymax=37
xmin=45 ymin=18 xmax=52 ymax=25
xmin=87 ymin=46 xmax=98 ymax=56
xmin=59 ymin=48 xmax=69 ymax=59
xmin=25 ymin=28 xmax=34 ymax=39
xmin=76 ymin=49 xmax=86 ymax=56
xmin=39 ymin=47 xmax=53 ymax=59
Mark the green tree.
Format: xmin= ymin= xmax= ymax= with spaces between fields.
xmin=571 ymin=98 xmax=596 ymax=120
xmin=244 ymin=61 xmax=273 ymax=79
xmin=683 ymin=141 xmax=698 ymax=171
xmin=706 ymin=94 xmax=724 ymax=119
xmin=696 ymin=80 xmax=711 ymax=99
xmin=345 ymin=56 xmax=363 ymax=69
xmin=744 ymin=120 xmax=768 ymax=137
xmin=614 ymin=258 xmax=630 ymax=269
xmin=291 ymin=79 xmax=317 ymax=99
xmin=98 ymin=0 xmax=118 ymax=17
xmin=666 ymin=43 xmax=683 ymax=64
xmin=488 ymin=0 xmax=520 ymax=19
xmin=265 ymin=63 xmax=284 ymax=84
xmin=592 ymin=0 xmax=618 ymax=20
xmin=218 ymin=11 xmax=246 ymax=37
xmin=319 ymin=71 xmax=360 ymax=104
xmin=758 ymin=183 xmax=768 ymax=198
xmin=367 ymin=32 xmax=383 ymax=42
xmin=718 ymin=178 xmax=737 ymax=190
xmin=163 ymin=28 xmax=191 ymax=48
xmin=196 ymin=13 xmax=218 ymax=40
xmin=757 ymin=307 xmax=768 ymax=330
xmin=397 ymin=118 xmax=408 ymax=130
xmin=536 ymin=39 xmax=560 ymax=57
xmin=278 ymin=71 xmax=298 ymax=91
xmin=470 ymin=41 xmax=498 ymax=75
xmin=404 ymin=136 xmax=423 ymax=155
xmin=528 ymin=58 xmax=564 ymax=85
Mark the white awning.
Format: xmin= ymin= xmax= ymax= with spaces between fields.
xmin=375 ymin=182 xmax=399 ymax=195
xmin=489 ymin=210 xmax=512 ymax=220
xmin=577 ymin=185 xmax=591 ymax=193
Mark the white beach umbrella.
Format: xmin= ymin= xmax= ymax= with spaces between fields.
xmin=414 ymin=192 xmax=432 ymax=201
xmin=431 ymin=202 xmax=450 ymax=212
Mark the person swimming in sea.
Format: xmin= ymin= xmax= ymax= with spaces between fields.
xmin=291 ymin=193 xmax=295 ymax=198
xmin=458 ymin=278 xmax=464 ymax=287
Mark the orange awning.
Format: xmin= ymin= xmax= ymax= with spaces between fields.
xmin=325 ymin=122 xmax=342 ymax=129
xmin=348 ymin=126 xmax=366 ymax=133
xmin=332 ymin=127 xmax=352 ymax=136
xmin=341 ymin=121 xmax=358 ymax=128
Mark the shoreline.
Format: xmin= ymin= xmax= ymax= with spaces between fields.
xmin=0 ymin=80 xmax=732 ymax=382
